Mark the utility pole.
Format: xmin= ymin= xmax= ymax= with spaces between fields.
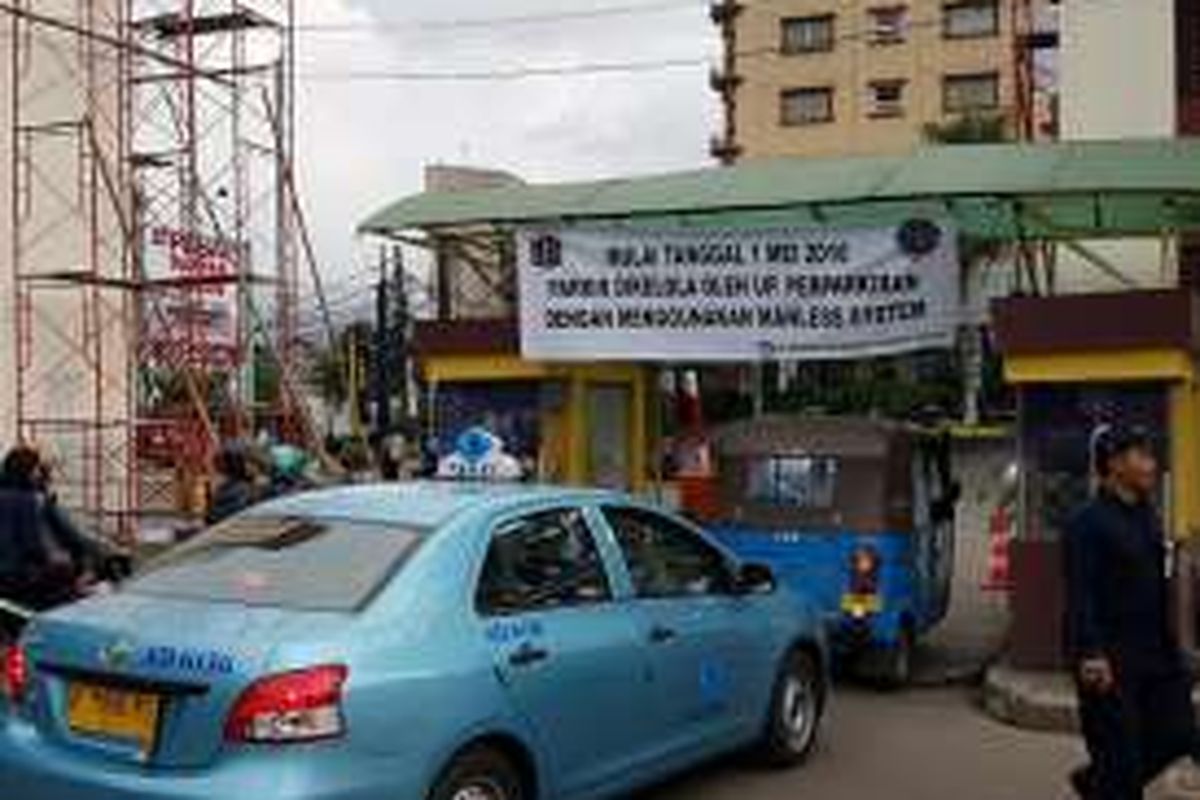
xmin=348 ymin=326 xmax=364 ymax=445
xmin=391 ymin=245 xmax=411 ymax=427
xmin=374 ymin=246 xmax=393 ymax=436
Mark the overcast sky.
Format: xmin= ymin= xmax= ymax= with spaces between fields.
xmin=292 ymin=0 xmax=719 ymax=313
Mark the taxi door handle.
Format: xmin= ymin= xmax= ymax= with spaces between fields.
xmin=649 ymin=625 xmax=677 ymax=644
xmin=508 ymin=644 xmax=550 ymax=668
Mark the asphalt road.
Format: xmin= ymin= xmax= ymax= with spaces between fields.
xmin=643 ymin=687 xmax=1087 ymax=800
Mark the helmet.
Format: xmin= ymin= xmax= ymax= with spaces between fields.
xmin=270 ymin=445 xmax=310 ymax=480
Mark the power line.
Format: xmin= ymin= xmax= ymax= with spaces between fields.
xmin=296 ymin=14 xmax=992 ymax=84
xmin=302 ymin=268 xmax=378 ymax=301
xmin=300 ymin=261 xmax=429 ymax=308
xmin=294 ymin=1 xmax=701 ymax=34
xmin=300 ymin=53 xmax=722 ymax=83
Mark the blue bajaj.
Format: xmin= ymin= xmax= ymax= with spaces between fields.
xmin=707 ymin=417 xmax=960 ymax=686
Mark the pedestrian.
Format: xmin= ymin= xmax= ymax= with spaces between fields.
xmin=1065 ymin=425 xmax=1199 ymax=799
xmin=206 ymin=442 xmax=259 ymax=526
xmin=0 ymin=445 xmax=101 ymax=615
xmin=378 ymin=433 xmax=403 ymax=482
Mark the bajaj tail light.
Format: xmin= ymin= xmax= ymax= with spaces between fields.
xmin=2 ymin=645 xmax=28 ymax=704
xmin=849 ymin=546 xmax=881 ymax=596
xmin=225 ymin=665 xmax=348 ymax=744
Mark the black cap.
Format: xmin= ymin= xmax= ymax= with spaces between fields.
xmin=1091 ymin=424 xmax=1153 ymax=477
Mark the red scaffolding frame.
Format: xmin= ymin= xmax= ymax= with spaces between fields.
xmin=126 ymin=0 xmax=298 ymax=518
xmin=8 ymin=0 xmax=134 ymax=538
xmin=5 ymin=0 xmax=308 ymax=541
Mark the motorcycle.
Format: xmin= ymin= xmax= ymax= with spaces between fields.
xmin=0 ymin=549 xmax=132 ymax=647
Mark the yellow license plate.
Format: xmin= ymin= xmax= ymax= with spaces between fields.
xmin=841 ymin=594 xmax=883 ymax=616
xmin=67 ymin=683 xmax=161 ymax=751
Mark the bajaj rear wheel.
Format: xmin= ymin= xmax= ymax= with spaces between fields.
xmin=432 ymin=746 xmax=524 ymax=800
xmin=866 ymin=628 xmax=913 ymax=690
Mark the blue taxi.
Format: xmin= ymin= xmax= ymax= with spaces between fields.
xmin=0 ymin=483 xmax=828 ymax=800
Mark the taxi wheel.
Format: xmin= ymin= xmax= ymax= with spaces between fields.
xmin=758 ymin=648 xmax=824 ymax=768
xmin=432 ymin=746 xmax=524 ymax=800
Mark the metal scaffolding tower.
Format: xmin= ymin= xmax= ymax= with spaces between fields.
xmin=7 ymin=0 xmax=134 ymax=537
xmin=126 ymin=0 xmax=298 ymax=517
xmin=1013 ymin=0 xmax=1060 ymax=143
xmin=1008 ymin=0 xmax=1060 ymax=296
xmin=5 ymin=0 xmax=305 ymax=540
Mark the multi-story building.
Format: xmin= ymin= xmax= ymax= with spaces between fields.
xmin=711 ymin=0 xmax=1055 ymax=161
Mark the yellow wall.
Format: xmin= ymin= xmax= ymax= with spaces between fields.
xmin=1004 ymin=349 xmax=1194 ymax=385
xmin=1170 ymin=381 xmax=1200 ymax=542
xmin=424 ymin=356 xmax=649 ymax=491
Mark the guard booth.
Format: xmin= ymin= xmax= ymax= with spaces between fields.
xmin=413 ymin=319 xmax=649 ymax=491
xmin=995 ymin=290 xmax=1200 ymax=668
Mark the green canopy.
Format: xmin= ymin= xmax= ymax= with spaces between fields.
xmin=361 ymin=138 xmax=1200 ymax=241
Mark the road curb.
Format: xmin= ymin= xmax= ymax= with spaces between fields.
xmin=911 ymin=660 xmax=988 ymax=689
xmin=981 ymin=662 xmax=1079 ymax=733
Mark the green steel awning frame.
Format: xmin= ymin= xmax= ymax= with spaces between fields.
xmin=360 ymin=139 xmax=1200 ymax=242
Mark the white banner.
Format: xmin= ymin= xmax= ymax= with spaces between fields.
xmin=517 ymin=221 xmax=961 ymax=362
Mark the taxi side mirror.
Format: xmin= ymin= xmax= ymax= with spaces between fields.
xmin=733 ymin=563 xmax=776 ymax=596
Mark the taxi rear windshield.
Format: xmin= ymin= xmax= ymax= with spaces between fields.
xmin=126 ymin=516 xmax=427 ymax=612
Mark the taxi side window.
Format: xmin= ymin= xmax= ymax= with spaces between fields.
xmin=477 ymin=508 xmax=612 ymax=616
xmin=603 ymin=506 xmax=733 ymax=599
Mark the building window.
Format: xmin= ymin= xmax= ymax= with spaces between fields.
xmin=868 ymin=79 xmax=907 ymax=118
xmin=943 ymin=72 xmax=1000 ymax=113
xmin=781 ymin=87 xmax=835 ymax=126
xmin=868 ymin=6 xmax=909 ymax=45
xmin=781 ymin=15 xmax=836 ymax=55
xmin=943 ymin=0 xmax=999 ymax=39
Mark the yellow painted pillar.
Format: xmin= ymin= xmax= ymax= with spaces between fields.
xmin=1169 ymin=380 xmax=1199 ymax=543
xmin=1169 ymin=378 xmax=1200 ymax=653
xmin=566 ymin=371 xmax=588 ymax=486
xmin=629 ymin=369 xmax=648 ymax=492
xmin=537 ymin=407 xmax=562 ymax=484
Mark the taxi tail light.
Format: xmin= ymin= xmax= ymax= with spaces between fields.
xmin=849 ymin=546 xmax=881 ymax=596
xmin=2 ymin=644 xmax=28 ymax=704
xmin=225 ymin=665 xmax=348 ymax=745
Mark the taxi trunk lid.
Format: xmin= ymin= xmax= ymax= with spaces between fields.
xmin=23 ymin=592 xmax=345 ymax=769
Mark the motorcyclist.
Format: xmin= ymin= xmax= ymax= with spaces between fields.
xmin=206 ymin=442 xmax=260 ymax=526
xmin=265 ymin=444 xmax=314 ymax=498
xmin=0 ymin=446 xmax=103 ymax=615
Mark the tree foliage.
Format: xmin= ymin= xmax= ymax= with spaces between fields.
xmin=303 ymin=322 xmax=373 ymax=415
xmin=923 ymin=112 xmax=1010 ymax=145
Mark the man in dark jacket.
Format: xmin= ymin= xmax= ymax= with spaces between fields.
xmin=206 ymin=443 xmax=259 ymax=526
xmin=1065 ymin=426 xmax=1198 ymax=799
xmin=0 ymin=446 xmax=101 ymax=613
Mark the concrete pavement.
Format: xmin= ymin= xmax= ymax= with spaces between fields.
xmin=646 ymin=687 xmax=1083 ymax=800
xmin=642 ymin=687 xmax=1199 ymax=800
xmin=982 ymin=663 xmax=1200 ymax=799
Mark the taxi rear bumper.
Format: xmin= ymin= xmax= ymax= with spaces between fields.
xmin=0 ymin=715 xmax=420 ymax=800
